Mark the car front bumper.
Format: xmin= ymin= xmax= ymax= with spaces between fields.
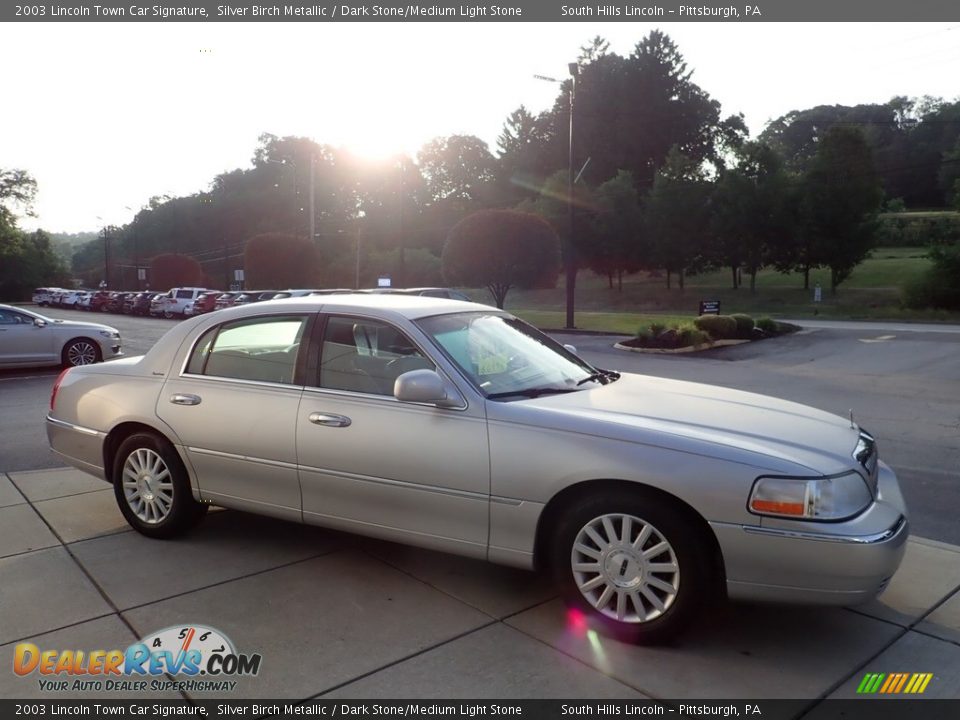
xmin=713 ymin=461 xmax=909 ymax=605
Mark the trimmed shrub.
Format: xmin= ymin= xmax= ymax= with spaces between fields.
xmin=649 ymin=321 xmax=667 ymax=336
xmin=677 ymin=324 xmax=709 ymax=347
xmin=694 ymin=314 xmax=738 ymax=340
xmin=755 ymin=317 xmax=778 ymax=333
xmin=729 ymin=313 xmax=755 ymax=338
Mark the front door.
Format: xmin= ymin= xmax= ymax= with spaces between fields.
xmin=0 ymin=309 xmax=56 ymax=364
xmin=296 ymin=314 xmax=490 ymax=557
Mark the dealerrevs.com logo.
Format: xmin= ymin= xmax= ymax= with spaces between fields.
xmin=13 ymin=625 xmax=261 ymax=693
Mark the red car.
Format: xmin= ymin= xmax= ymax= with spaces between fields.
xmin=190 ymin=292 xmax=224 ymax=315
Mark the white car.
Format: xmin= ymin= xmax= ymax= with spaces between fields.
xmin=32 ymin=288 xmax=63 ymax=306
xmin=156 ymin=288 xmax=214 ymax=319
xmin=0 ymin=304 xmax=122 ymax=368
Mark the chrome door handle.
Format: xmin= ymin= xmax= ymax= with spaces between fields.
xmin=308 ymin=412 xmax=351 ymax=428
xmin=170 ymin=393 xmax=202 ymax=406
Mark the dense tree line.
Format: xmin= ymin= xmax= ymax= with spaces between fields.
xmin=0 ymin=169 xmax=68 ymax=301
xmin=53 ymin=31 xmax=960 ymax=300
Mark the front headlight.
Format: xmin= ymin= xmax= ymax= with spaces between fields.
xmin=98 ymin=330 xmax=120 ymax=339
xmin=748 ymin=471 xmax=872 ymax=521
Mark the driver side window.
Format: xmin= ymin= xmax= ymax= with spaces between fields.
xmin=319 ymin=316 xmax=434 ymax=396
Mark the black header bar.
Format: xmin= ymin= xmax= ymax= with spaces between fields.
xmin=4 ymin=0 xmax=960 ymax=22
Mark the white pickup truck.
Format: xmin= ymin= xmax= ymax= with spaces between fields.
xmin=156 ymin=287 xmax=213 ymax=318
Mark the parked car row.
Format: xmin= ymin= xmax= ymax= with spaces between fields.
xmin=32 ymin=287 xmax=473 ymax=321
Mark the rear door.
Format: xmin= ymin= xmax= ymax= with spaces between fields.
xmin=157 ymin=313 xmax=314 ymax=521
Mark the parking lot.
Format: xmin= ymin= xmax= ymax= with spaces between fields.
xmin=2 ymin=306 xmax=959 ymax=703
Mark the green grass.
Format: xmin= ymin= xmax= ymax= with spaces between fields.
xmin=464 ymin=246 xmax=960 ymax=330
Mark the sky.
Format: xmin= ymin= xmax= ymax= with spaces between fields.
xmin=4 ymin=21 xmax=959 ymax=233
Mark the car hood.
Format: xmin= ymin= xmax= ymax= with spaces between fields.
xmin=498 ymin=373 xmax=861 ymax=476
xmin=47 ymin=318 xmax=117 ymax=333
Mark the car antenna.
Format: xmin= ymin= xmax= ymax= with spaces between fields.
xmin=849 ymin=409 xmax=855 ymax=429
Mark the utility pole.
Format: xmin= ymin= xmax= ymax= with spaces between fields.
xmin=103 ymin=226 xmax=110 ymax=290
xmin=309 ymin=153 xmax=316 ymax=248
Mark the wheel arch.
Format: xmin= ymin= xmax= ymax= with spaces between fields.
xmin=61 ymin=336 xmax=103 ymax=365
xmin=532 ymin=478 xmax=727 ymax=596
xmin=103 ymin=421 xmax=185 ymax=486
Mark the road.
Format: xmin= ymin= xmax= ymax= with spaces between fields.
xmin=2 ymin=307 xmax=958 ymax=543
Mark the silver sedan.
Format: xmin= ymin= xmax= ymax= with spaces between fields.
xmin=46 ymin=295 xmax=907 ymax=643
xmin=0 ymin=303 xmax=122 ymax=368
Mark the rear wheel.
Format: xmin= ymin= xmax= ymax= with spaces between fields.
xmin=113 ymin=433 xmax=207 ymax=539
xmin=550 ymin=489 xmax=713 ymax=645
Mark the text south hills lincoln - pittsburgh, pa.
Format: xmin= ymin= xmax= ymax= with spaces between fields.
xmin=216 ymin=4 xmax=523 ymax=16
xmin=560 ymin=4 xmax=762 ymax=17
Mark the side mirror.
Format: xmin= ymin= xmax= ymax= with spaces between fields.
xmin=33 ymin=318 xmax=47 ymax=328
xmin=394 ymin=369 xmax=462 ymax=409
xmin=563 ymin=343 xmax=578 ymax=355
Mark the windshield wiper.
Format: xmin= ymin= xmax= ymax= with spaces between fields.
xmin=487 ymin=387 xmax=580 ymax=399
xmin=576 ymin=369 xmax=621 ymax=386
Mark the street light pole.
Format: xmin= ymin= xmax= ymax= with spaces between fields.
xmin=535 ymin=64 xmax=579 ymax=329
xmin=566 ymin=62 xmax=578 ymax=330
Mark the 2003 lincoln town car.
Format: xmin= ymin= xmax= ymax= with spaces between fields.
xmin=47 ymin=295 xmax=908 ymax=643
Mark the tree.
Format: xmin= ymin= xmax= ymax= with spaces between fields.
xmin=589 ymin=170 xmax=645 ymax=290
xmin=150 ymin=254 xmax=203 ymax=289
xmin=417 ymin=135 xmax=497 ymax=205
xmin=802 ymin=127 xmax=884 ymax=292
xmin=442 ymin=210 xmax=560 ymax=308
xmin=0 ymin=168 xmax=38 ymax=229
xmin=710 ymin=143 xmax=791 ymax=292
xmin=243 ymin=233 xmax=319 ymax=288
xmin=495 ymin=106 xmax=554 ymax=205
xmin=644 ymin=147 xmax=712 ymax=290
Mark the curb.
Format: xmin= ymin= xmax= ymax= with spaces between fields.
xmin=613 ymin=338 xmax=751 ymax=354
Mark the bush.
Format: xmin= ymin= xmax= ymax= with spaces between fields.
xmin=755 ymin=317 xmax=778 ymax=333
xmin=677 ymin=324 xmax=709 ymax=347
xmin=649 ymin=321 xmax=667 ymax=336
xmin=901 ymin=267 xmax=960 ymax=309
xmin=729 ymin=313 xmax=755 ymax=338
xmin=694 ymin=314 xmax=738 ymax=340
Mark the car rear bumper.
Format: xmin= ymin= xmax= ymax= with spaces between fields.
xmin=46 ymin=415 xmax=108 ymax=481
xmin=713 ymin=462 xmax=909 ymax=605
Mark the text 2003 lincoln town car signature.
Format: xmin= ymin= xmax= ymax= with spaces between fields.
xmin=47 ymin=295 xmax=907 ymax=642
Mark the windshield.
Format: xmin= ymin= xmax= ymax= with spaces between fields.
xmin=417 ymin=312 xmax=615 ymax=399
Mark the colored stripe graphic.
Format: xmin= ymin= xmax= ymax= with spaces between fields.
xmin=856 ymin=672 xmax=932 ymax=694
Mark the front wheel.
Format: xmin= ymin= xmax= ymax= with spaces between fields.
xmin=550 ymin=490 xmax=713 ymax=645
xmin=113 ymin=433 xmax=207 ymax=539
xmin=62 ymin=338 xmax=101 ymax=367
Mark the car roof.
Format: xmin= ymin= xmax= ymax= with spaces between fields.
xmin=215 ymin=293 xmax=487 ymax=321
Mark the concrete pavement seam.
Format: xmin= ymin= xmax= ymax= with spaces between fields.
xmin=310 ymin=619 xmax=500 ymax=700
xmin=11 ymin=488 xmax=193 ymax=702
xmin=111 ymin=544 xmax=344 ymax=615
xmin=357 ymin=544 xmax=558 ymax=622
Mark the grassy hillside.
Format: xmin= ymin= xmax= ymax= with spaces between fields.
xmin=466 ymin=247 xmax=960 ymax=325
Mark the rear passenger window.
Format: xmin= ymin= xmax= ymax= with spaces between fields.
xmin=319 ymin=316 xmax=433 ymax=396
xmin=186 ymin=316 xmax=308 ymax=385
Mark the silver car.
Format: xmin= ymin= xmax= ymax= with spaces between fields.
xmin=0 ymin=304 xmax=122 ymax=368
xmin=46 ymin=295 xmax=907 ymax=643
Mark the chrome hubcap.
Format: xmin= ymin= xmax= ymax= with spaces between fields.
xmin=571 ymin=513 xmax=680 ymax=623
xmin=122 ymin=449 xmax=174 ymax=524
xmin=68 ymin=342 xmax=97 ymax=365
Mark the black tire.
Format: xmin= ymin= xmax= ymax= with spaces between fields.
xmin=61 ymin=338 xmax=102 ymax=368
xmin=112 ymin=433 xmax=207 ymax=539
xmin=550 ymin=488 xmax=713 ymax=645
